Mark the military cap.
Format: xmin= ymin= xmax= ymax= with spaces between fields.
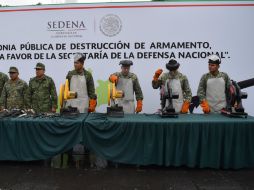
xmin=119 ymin=60 xmax=133 ymax=66
xmin=35 ymin=62 xmax=45 ymax=70
xmin=166 ymin=59 xmax=180 ymax=70
xmin=208 ymin=54 xmax=221 ymax=64
xmin=74 ymin=52 xmax=86 ymax=62
xmin=8 ymin=66 xmax=19 ymax=73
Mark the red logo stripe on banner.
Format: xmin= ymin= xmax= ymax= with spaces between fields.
xmin=1 ymin=3 xmax=254 ymax=13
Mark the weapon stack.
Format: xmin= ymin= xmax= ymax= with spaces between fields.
xmin=0 ymin=109 xmax=61 ymax=119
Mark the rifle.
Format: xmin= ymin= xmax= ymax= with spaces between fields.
xmin=0 ymin=109 xmax=25 ymax=118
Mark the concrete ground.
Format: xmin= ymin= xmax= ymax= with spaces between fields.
xmin=0 ymin=161 xmax=254 ymax=190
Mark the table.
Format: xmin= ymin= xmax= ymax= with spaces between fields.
xmin=1 ymin=113 xmax=254 ymax=169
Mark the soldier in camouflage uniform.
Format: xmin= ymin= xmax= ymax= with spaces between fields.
xmin=0 ymin=71 xmax=8 ymax=96
xmin=152 ymin=59 xmax=192 ymax=113
xmin=0 ymin=67 xmax=29 ymax=110
xmin=65 ymin=53 xmax=97 ymax=113
xmin=28 ymin=63 xmax=57 ymax=113
xmin=109 ymin=60 xmax=143 ymax=114
xmin=197 ymin=55 xmax=231 ymax=113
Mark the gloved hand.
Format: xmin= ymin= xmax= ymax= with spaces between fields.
xmin=153 ymin=69 xmax=163 ymax=81
xmin=200 ymin=100 xmax=210 ymax=114
xmin=135 ymin=100 xmax=143 ymax=113
xmin=109 ymin=74 xmax=118 ymax=83
xmin=88 ymin=99 xmax=97 ymax=113
xmin=181 ymin=101 xmax=190 ymax=114
xmin=51 ymin=107 xmax=57 ymax=113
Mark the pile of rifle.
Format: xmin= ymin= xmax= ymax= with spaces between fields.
xmin=0 ymin=109 xmax=60 ymax=119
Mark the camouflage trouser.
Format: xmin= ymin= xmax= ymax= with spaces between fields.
xmin=72 ymin=144 xmax=107 ymax=169
xmin=51 ymin=153 xmax=69 ymax=169
xmin=72 ymin=144 xmax=85 ymax=169
xmin=51 ymin=145 xmax=108 ymax=169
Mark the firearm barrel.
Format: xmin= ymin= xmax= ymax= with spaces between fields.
xmin=237 ymin=78 xmax=254 ymax=89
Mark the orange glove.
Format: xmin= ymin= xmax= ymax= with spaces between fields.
xmin=200 ymin=100 xmax=210 ymax=114
xmin=88 ymin=99 xmax=97 ymax=113
xmin=153 ymin=69 xmax=163 ymax=81
xmin=135 ymin=100 xmax=143 ymax=113
xmin=109 ymin=74 xmax=118 ymax=83
xmin=181 ymin=101 xmax=190 ymax=114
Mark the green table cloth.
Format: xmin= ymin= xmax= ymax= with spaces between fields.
xmin=0 ymin=114 xmax=87 ymax=160
xmin=1 ymin=113 xmax=254 ymax=169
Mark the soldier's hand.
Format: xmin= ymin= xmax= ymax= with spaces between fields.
xmin=51 ymin=107 xmax=56 ymax=113
xmin=109 ymin=74 xmax=118 ymax=84
xmin=153 ymin=69 xmax=163 ymax=81
xmin=181 ymin=101 xmax=190 ymax=114
xmin=135 ymin=100 xmax=143 ymax=113
xmin=200 ymin=100 xmax=210 ymax=114
xmin=88 ymin=99 xmax=97 ymax=113
xmin=0 ymin=107 xmax=6 ymax=112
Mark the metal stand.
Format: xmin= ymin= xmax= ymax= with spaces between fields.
xmin=107 ymin=106 xmax=124 ymax=117
xmin=221 ymin=108 xmax=248 ymax=118
xmin=159 ymin=108 xmax=178 ymax=118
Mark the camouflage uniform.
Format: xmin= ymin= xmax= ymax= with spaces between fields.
xmin=0 ymin=72 xmax=8 ymax=96
xmin=112 ymin=72 xmax=143 ymax=100
xmin=197 ymin=72 xmax=231 ymax=102
xmin=0 ymin=79 xmax=29 ymax=109
xmin=66 ymin=69 xmax=97 ymax=99
xmin=29 ymin=75 xmax=57 ymax=113
xmin=152 ymin=71 xmax=192 ymax=102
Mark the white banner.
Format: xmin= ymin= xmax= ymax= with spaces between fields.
xmin=0 ymin=1 xmax=254 ymax=114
